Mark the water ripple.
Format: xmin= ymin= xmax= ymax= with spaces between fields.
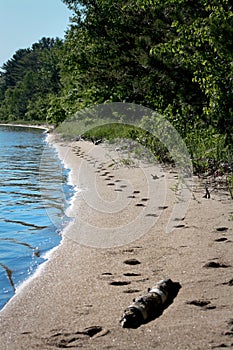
xmin=0 ymin=126 xmax=74 ymax=310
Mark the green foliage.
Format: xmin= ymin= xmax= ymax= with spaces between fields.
xmin=58 ymin=1 xmax=232 ymax=138
xmin=185 ymin=128 xmax=230 ymax=174
xmin=0 ymin=37 xmax=63 ymax=123
xmin=148 ymin=0 xmax=233 ymax=138
xmin=0 ymin=0 xmax=232 ymax=182
xmin=227 ymin=175 xmax=233 ymax=199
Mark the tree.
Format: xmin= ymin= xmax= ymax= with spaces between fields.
xmin=134 ymin=0 xmax=233 ymax=138
xmin=59 ymin=0 xmax=232 ymax=142
xmin=0 ymin=37 xmax=64 ymax=122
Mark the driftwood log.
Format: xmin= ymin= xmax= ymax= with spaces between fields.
xmin=120 ymin=278 xmax=181 ymax=328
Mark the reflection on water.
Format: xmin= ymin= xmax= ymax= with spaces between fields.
xmin=0 ymin=126 xmax=74 ymax=310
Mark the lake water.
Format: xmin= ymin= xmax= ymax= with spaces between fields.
xmin=0 ymin=125 xmax=74 ymax=310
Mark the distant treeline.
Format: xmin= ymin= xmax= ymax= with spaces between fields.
xmin=0 ymin=37 xmax=62 ymax=123
xmin=0 ymin=0 xmax=232 ymax=172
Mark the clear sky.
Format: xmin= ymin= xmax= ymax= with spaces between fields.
xmin=0 ymin=0 xmax=72 ymax=68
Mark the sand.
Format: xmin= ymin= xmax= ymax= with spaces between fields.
xmin=0 ymin=136 xmax=232 ymax=350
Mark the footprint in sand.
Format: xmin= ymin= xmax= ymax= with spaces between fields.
xmin=213 ymin=319 xmax=233 ymax=348
xmin=221 ymin=278 xmax=233 ymax=286
xmin=135 ymin=277 xmax=149 ymax=283
xmin=135 ymin=199 xmax=149 ymax=207
xmin=123 ymin=289 xmax=141 ymax=294
xmin=122 ymin=246 xmax=142 ymax=253
xmin=123 ymin=273 xmax=141 ymax=277
xmin=216 ymin=227 xmax=228 ymax=232
xmin=124 ymin=258 xmax=141 ymax=265
xmin=109 ymin=281 xmax=131 ymax=286
xmin=203 ymin=261 xmax=231 ymax=268
xmin=146 ymin=213 xmax=159 ymax=217
xmin=74 ymin=304 xmax=93 ymax=316
xmin=214 ymin=237 xmax=228 ymax=242
xmin=211 ymin=343 xmax=233 ymax=349
xmin=46 ymin=326 xmax=109 ymax=347
xmin=174 ymin=217 xmax=185 ymax=221
xmin=186 ymin=300 xmax=216 ymax=310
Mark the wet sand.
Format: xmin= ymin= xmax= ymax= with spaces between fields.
xmin=0 ymin=137 xmax=232 ymax=350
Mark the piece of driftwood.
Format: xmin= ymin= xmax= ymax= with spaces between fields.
xmin=120 ymin=278 xmax=181 ymax=328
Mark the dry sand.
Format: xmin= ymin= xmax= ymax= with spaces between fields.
xmin=0 ymin=137 xmax=232 ymax=350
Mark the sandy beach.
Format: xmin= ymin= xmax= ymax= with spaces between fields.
xmin=0 ymin=136 xmax=232 ymax=350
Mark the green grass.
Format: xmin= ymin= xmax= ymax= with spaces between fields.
xmin=185 ymin=128 xmax=232 ymax=175
xmin=227 ymin=174 xmax=233 ymax=199
xmin=56 ymin=117 xmax=232 ymax=197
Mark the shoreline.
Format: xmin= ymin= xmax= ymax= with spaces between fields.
xmin=0 ymin=129 xmax=71 ymax=312
xmin=0 ymin=122 xmax=52 ymax=132
xmin=0 ymin=134 xmax=232 ymax=349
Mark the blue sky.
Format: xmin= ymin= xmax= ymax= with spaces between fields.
xmin=0 ymin=0 xmax=72 ymax=68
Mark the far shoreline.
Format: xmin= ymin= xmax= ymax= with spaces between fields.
xmin=0 ymin=122 xmax=52 ymax=132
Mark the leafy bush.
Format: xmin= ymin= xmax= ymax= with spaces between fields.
xmin=185 ymin=128 xmax=230 ymax=175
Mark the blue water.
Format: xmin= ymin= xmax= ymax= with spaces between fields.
xmin=0 ymin=125 xmax=74 ymax=310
